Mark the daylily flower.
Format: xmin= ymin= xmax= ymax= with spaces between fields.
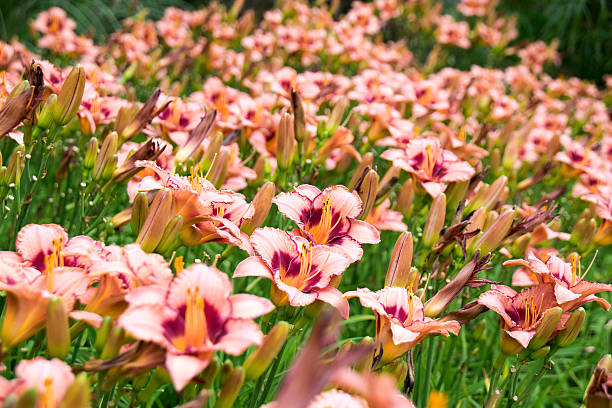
xmin=0 ymin=358 xmax=76 ymax=406
xmin=503 ymin=251 xmax=612 ymax=310
xmin=234 ymin=228 xmax=351 ymax=318
xmin=345 ymin=286 xmax=461 ymax=365
xmin=477 ymin=282 xmax=601 ymax=350
xmin=118 ymin=263 xmax=274 ymax=391
xmin=273 ymin=185 xmax=380 ymax=262
xmin=381 ymin=138 xmax=474 ymax=197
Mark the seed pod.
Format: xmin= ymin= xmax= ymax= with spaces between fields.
xmin=53 ymin=65 xmax=86 ymax=126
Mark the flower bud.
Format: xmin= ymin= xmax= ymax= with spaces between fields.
xmin=500 ymin=330 xmax=523 ymax=355
xmin=94 ymin=316 xmax=114 ymax=354
xmin=510 ymin=234 xmax=531 ymax=258
xmin=276 ymin=113 xmax=296 ymax=170
xmin=291 ymin=89 xmax=308 ymax=143
xmin=556 ymin=307 xmax=585 ymax=348
xmin=219 ymin=360 xmax=234 ymax=385
xmin=137 ymin=188 xmax=175 ymax=253
xmin=445 ymin=180 xmax=469 ymax=214
xmin=348 ymin=152 xmax=373 ymax=191
xmin=241 ymin=181 xmax=275 ymax=235
xmin=83 ymin=138 xmax=98 ymax=170
xmin=423 ymin=193 xmax=446 ymax=247
xmin=37 ymin=94 xmax=57 ymax=130
xmin=131 ymin=192 xmax=149 ymax=236
xmin=200 ymin=356 xmax=220 ymax=388
xmin=480 ymin=176 xmax=508 ymax=211
xmin=528 ymin=346 xmax=550 ymax=360
xmin=594 ymin=220 xmax=612 ymax=246
xmin=206 ymin=150 xmax=229 ymax=189
xmin=465 ymin=182 xmax=489 ymax=214
xmin=385 ymin=231 xmax=414 ymax=288
xmin=175 ymin=109 xmax=217 ymax=163
xmin=356 ymin=169 xmax=378 ymax=220
xmin=6 ymin=146 xmax=25 ymax=186
xmin=244 ymin=321 xmax=291 ymax=381
xmin=585 ymin=354 xmax=612 ymax=408
xmin=155 ymin=215 xmax=183 ymax=254
xmin=53 ymin=65 xmax=86 ymax=126
xmin=46 ymin=296 xmax=70 ymax=359
xmin=326 ymin=97 xmax=348 ymax=135
xmin=101 ymin=326 xmax=125 ymax=360
xmin=383 ymin=359 xmax=408 ymax=387
xmin=397 ymin=178 xmax=414 ymax=217
xmin=471 ymin=209 xmax=514 ymax=254
xmin=58 ymin=373 xmax=90 ymax=408
xmin=354 ymin=336 xmax=375 ymax=372
xmin=93 ymin=132 xmax=118 ymax=181
xmin=215 ymin=367 xmax=244 ymax=408
xmin=571 ymin=218 xmax=597 ymax=253
xmin=465 ymin=208 xmax=487 ymax=248
xmin=15 ymin=388 xmax=38 ymax=408
xmin=529 ymin=306 xmax=562 ymax=350
xmin=251 ymin=155 xmax=271 ymax=185
xmin=101 ymin=154 xmax=118 ymax=181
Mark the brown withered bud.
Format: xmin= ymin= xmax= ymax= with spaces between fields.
xmin=111 ymin=139 xmax=166 ymax=183
xmin=356 ymin=169 xmax=378 ymax=220
xmin=83 ymin=341 xmax=166 ymax=378
xmin=432 ymin=218 xmax=479 ymax=258
xmin=118 ymin=89 xmax=171 ymax=141
xmin=504 ymin=202 xmax=556 ymax=242
xmin=516 ymin=162 xmax=554 ymax=191
xmin=0 ymin=81 xmax=33 ymax=138
xmin=291 ymin=89 xmax=308 ymax=144
xmin=439 ymin=300 xmax=488 ymax=325
xmin=348 ymin=152 xmax=373 ymax=191
xmin=175 ymin=109 xmax=216 ymax=163
xmin=584 ymin=354 xmax=612 ymax=408
xmin=424 ymin=252 xmax=492 ymax=317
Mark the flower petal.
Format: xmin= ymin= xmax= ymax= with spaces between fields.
xmin=166 ymin=352 xmax=211 ymax=391
xmin=229 ymin=294 xmax=274 ymax=319
xmin=215 ymin=319 xmax=263 ymax=355
xmin=234 ymin=256 xmax=274 ymax=280
xmin=316 ymin=286 xmax=349 ymax=319
xmin=348 ymin=219 xmax=381 ymax=244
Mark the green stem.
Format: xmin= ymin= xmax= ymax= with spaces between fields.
xmin=257 ymin=342 xmax=287 ymax=406
xmin=485 ymin=354 xmax=507 ymax=407
xmin=505 ymin=364 xmax=521 ymax=407
xmin=419 ymin=338 xmax=436 ymax=407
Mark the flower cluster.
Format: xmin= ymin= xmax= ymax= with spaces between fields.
xmin=0 ymin=0 xmax=609 ymax=407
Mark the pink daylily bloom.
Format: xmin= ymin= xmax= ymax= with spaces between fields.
xmin=381 ymin=138 xmax=474 ymax=197
xmin=118 ymin=263 xmax=273 ymax=391
xmin=234 ymin=228 xmax=351 ymax=318
xmin=0 ymin=358 xmax=75 ymax=406
xmin=503 ymin=251 xmax=612 ymax=310
xmin=477 ymin=283 xmax=573 ymax=348
xmin=345 ymin=286 xmax=461 ymax=365
xmin=273 ymin=185 xmax=380 ymax=262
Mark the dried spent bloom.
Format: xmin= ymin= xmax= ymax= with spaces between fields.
xmin=584 ymin=354 xmax=612 ymax=408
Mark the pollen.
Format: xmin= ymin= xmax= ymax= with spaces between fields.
xmin=184 ymin=286 xmax=208 ymax=349
xmin=310 ymin=198 xmax=341 ymax=244
xmin=44 ymin=237 xmax=65 ymax=292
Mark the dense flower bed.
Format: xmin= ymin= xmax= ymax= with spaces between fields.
xmin=0 ymin=0 xmax=611 ymax=406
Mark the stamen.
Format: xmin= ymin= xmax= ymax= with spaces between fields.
xmin=581 ymin=249 xmax=598 ymax=281
xmin=184 ymin=286 xmax=207 ymax=349
xmin=43 ymin=377 xmax=55 ymax=408
xmin=174 ymin=256 xmax=184 ymax=274
xmin=423 ymin=144 xmax=436 ymax=177
xmin=405 ymin=288 xmax=415 ymax=325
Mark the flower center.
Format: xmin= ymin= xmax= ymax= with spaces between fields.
xmin=523 ymin=294 xmax=543 ymax=328
xmin=188 ymin=165 xmax=207 ymax=193
xmin=44 ymin=237 xmax=64 ymax=292
xmin=404 ymin=288 xmax=416 ymax=326
xmin=310 ymin=198 xmax=341 ymax=244
xmin=184 ymin=286 xmax=208 ymax=349
xmin=423 ymin=144 xmax=436 ymax=178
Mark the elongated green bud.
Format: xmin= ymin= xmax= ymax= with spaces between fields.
xmin=155 ymin=215 xmax=183 ymax=254
xmin=101 ymin=154 xmax=118 ymax=181
xmin=397 ymin=178 xmax=414 ymax=217
xmin=240 ymin=182 xmax=275 ymax=235
xmin=83 ymin=138 xmax=98 ymax=170
xmin=423 ymin=193 xmax=446 ymax=247
xmin=215 ymin=367 xmax=244 ymax=408
xmin=500 ymin=330 xmax=523 ymax=355
xmin=276 ymin=113 xmax=296 ymax=170
xmin=471 ymin=209 xmax=514 ymax=254
xmin=201 ymin=133 xmax=223 ymax=173
xmin=53 ymin=65 xmax=86 ymax=126
xmin=130 ymin=192 xmax=149 ymax=235
xmin=219 ymin=360 xmax=234 ymax=386
xmin=137 ymin=188 xmax=175 ymax=253
xmin=556 ymin=307 xmax=585 ymax=347
xmin=291 ymin=89 xmax=308 ymax=144
xmin=354 ymin=337 xmax=375 ymax=372
xmin=244 ymin=321 xmax=291 ymax=381
xmin=326 ymin=97 xmax=348 ymax=135
xmin=58 ymin=373 xmax=90 ymax=408
xmin=93 ymin=132 xmax=118 ymax=181
xmin=95 ymin=316 xmax=114 ymax=353
xmin=529 ymin=346 xmax=550 ymax=360
xmin=6 ymin=146 xmax=25 ymax=186
xmin=201 ymin=356 xmax=220 ymax=388
xmin=46 ymin=296 xmax=70 ymax=359
xmin=529 ymin=307 xmax=562 ymax=350
xmin=100 ymin=326 xmax=125 ymax=360
xmin=37 ymin=94 xmax=57 ymax=130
